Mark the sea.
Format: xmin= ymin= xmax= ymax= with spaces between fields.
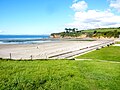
xmin=0 ymin=35 xmax=53 ymax=44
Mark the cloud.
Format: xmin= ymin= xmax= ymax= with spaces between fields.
xmin=66 ymin=0 xmax=120 ymax=30
xmin=74 ymin=10 xmax=114 ymax=22
xmin=66 ymin=10 xmax=120 ymax=29
xmin=71 ymin=1 xmax=88 ymax=11
xmin=109 ymin=0 xmax=120 ymax=12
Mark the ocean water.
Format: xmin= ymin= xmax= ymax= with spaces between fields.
xmin=0 ymin=35 xmax=51 ymax=44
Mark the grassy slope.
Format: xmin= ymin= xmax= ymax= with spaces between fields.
xmin=82 ymin=28 xmax=120 ymax=32
xmin=76 ymin=46 xmax=120 ymax=62
xmin=0 ymin=60 xmax=120 ymax=90
xmin=116 ymin=42 xmax=120 ymax=44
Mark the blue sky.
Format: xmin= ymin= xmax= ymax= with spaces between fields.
xmin=0 ymin=0 xmax=120 ymax=35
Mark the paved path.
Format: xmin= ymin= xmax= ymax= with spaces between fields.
xmin=49 ymin=40 xmax=115 ymax=59
xmin=0 ymin=40 xmax=114 ymax=59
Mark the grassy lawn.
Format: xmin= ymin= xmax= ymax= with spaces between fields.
xmin=76 ymin=46 xmax=120 ymax=62
xmin=116 ymin=42 xmax=120 ymax=44
xmin=0 ymin=46 xmax=120 ymax=90
xmin=82 ymin=28 xmax=120 ymax=33
xmin=0 ymin=60 xmax=120 ymax=90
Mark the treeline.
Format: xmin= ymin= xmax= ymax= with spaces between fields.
xmin=51 ymin=27 xmax=120 ymax=38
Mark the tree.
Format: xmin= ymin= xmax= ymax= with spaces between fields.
xmin=65 ymin=28 xmax=69 ymax=33
xmin=68 ymin=28 xmax=72 ymax=32
xmin=72 ymin=28 xmax=76 ymax=32
xmin=93 ymin=30 xmax=97 ymax=34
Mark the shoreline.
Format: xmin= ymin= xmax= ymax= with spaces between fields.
xmin=0 ymin=38 xmax=96 ymax=44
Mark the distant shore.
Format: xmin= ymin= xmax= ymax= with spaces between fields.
xmin=0 ymin=37 xmax=97 ymax=44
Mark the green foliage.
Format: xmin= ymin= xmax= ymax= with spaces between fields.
xmin=82 ymin=28 xmax=120 ymax=32
xmin=86 ymin=32 xmax=93 ymax=38
xmin=51 ymin=27 xmax=120 ymax=38
xmin=76 ymin=46 xmax=120 ymax=62
xmin=93 ymin=30 xmax=97 ymax=34
xmin=60 ymin=32 xmax=65 ymax=37
xmin=86 ymin=30 xmax=120 ymax=38
xmin=0 ymin=60 xmax=120 ymax=90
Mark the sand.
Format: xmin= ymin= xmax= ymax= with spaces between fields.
xmin=0 ymin=40 xmax=114 ymax=59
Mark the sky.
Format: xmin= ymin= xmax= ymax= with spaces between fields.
xmin=0 ymin=0 xmax=120 ymax=35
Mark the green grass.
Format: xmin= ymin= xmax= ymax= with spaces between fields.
xmin=76 ymin=46 xmax=120 ymax=62
xmin=116 ymin=42 xmax=120 ymax=44
xmin=0 ymin=45 xmax=120 ymax=90
xmin=82 ymin=28 xmax=120 ymax=33
xmin=0 ymin=60 xmax=120 ymax=90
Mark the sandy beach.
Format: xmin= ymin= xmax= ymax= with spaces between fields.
xmin=0 ymin=40 xmax=114 ymax=59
